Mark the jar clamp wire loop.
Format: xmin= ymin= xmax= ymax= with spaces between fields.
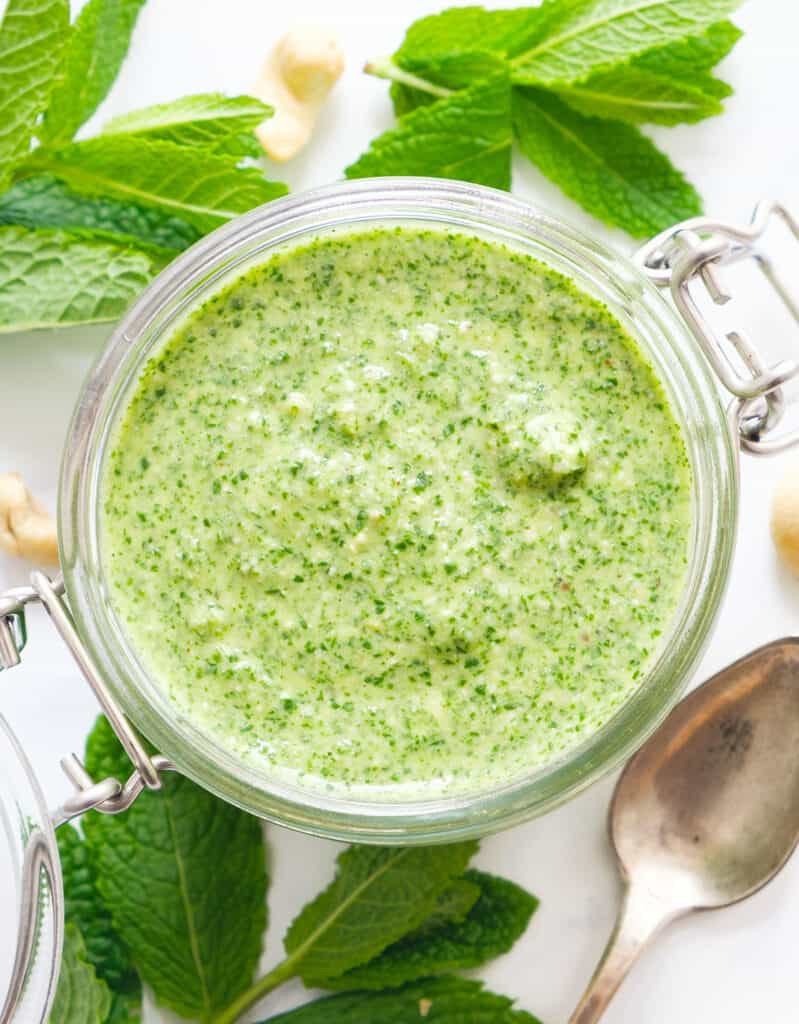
xmin=635 ymin=200 xmax=799 ymax=455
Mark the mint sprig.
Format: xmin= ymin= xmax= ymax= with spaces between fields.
xmin=55 ymin=715 xmax=541 ymax=1024
xmin=357 ymin=1 xmax=744 ymax=236
xmin=0 ymin=0 xmax=287 ymax=336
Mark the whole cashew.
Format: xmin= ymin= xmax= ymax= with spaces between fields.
xmin=0 ymin=473 xmax=59 ymax=565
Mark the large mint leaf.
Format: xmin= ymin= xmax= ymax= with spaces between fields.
xmin=511 ymin=0 xmax=742 ymax=87
xmin=101 ymin=93 xmax=270 ymax=157
xmin=56 ymin=824 xmax=139 ymax=1002
xmin=284 ymin=841 xmax=478 ymax=985
xmin=346 ymin=71 xmax=512 ymax=190
xmin=263 ymin=977 xmax=542 ymax=1024
xmin=18 ymin=136 xmax=287 ymax=232
xmin=320 ymin=870 xmax=538 ymax=991
xmin=0 ymin=226 xmax=166 ymax=334
xmin=82 ymin=716 xmax=267 ymax=1024
xmin=513 ymin=87 xmax=701 ymax=237
xmin=0 ymin=175 xmax=199 ymax=252
xmin=49 ymin=924 xmax=112 ymax=1024
xmin=0 ymin=0 xmax=70 ymax=189
xmin=556 ymin=20 xmax=741 ymax=124
xmin=39 ymin=0 xmax=147 ymax=145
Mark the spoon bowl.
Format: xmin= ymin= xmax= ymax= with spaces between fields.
xmin=571 ymin=638 xmax=799 ymax=1023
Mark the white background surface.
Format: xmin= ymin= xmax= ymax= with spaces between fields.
xmin=2 ymin=1 xmax=799 ymax=1021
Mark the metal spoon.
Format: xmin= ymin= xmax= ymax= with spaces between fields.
xmin=570 ymin=637 xmax=799 ymax=1023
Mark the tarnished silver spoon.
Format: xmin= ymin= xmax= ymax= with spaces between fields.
xmin=570 ymin=637 xmax=799 ymax=1023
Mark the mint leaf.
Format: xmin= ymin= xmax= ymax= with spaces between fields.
xmin=555 ymin=20 xmax=741 ymax=124
xmin=263 ymin=977 xmax=542 ymax=1024
xmin=346 ymin=71 xmax=512 ymax=190
xmin=384 ymin=6 xmax=540 ymax=116
xmin=513 ymin=87 xmax=701 ymax=237
xmin=511 ymin=0 xmax=742 ymax=86
xmin=394 ymin=6 xmax=542 ymax=65
xmin=634 ymin=18 xmax=742 ymax=75
xmin=82 ymin=716 xmax=268 ymax=1024
xmin=0 ymin=226 xmax=166 ymax=333
xmin=0 ymin=0 xmax=70 ymax=189
xmin=554 ymin=65 xmax=728 ymax=125
xmin=101 ymin=93 xmax=270 ymax=154
xmin=18 ymin=136 xmax=287 ymax=232
xmin=320 ymin=870 xmax=537 ymax=991
xmin=49 ymin=924 xmax=112 ymax=1024
xmin=106 ymin=992 xmax=141 ymax=1024
xmin=39 ymin=0 xmax=147 ymax=145
xmin=284 ymin=841 xmax=478 ymax=985
xmin=56 ymin=824 xmax=139 ymax=999
xmin=410 ymin=878 xmax=481 ymax=936
xmin=0 ymin=175 xmax=199 ymax=252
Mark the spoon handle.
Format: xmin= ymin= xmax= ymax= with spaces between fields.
xmin=568 ymin=883 xmax=672 ymax=1024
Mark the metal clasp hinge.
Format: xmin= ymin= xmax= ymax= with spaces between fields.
xmin=1 ymin=572 xmax=174 ymax=824
xmin=636 ymin=200 xmax=799 ymax=455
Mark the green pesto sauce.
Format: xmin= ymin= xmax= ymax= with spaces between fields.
xmin=102 ymin=227 xmax=691 ymax=798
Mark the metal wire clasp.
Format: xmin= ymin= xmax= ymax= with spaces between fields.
xmin=0 ymin=571 xmax=174 ymax=824
xmin=635 ymin=200 xmax=799 ymax=455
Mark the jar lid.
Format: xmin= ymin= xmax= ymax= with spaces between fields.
xmin=0 ymin=715 xmax=62 ymax=1024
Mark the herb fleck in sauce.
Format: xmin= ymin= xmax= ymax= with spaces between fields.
xmin=103 ymin=228 xmax=691 ymax=796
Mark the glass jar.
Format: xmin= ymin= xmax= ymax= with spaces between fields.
xmin=0 ymin=716 xmax=62 ymax=1024
xmin=53 ymin=178 xmax=740 ymax=843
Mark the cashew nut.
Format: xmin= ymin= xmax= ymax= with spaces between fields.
xmin=771 ymin=460 xmax=799 ymax=575
xmin=0 ymin=473 xmax=59 ymax=565
xmin=253 ymin=26 xmax=345 ymax=162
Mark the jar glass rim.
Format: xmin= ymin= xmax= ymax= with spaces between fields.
xmin=58 ymin=177 xmax=739 ymax=842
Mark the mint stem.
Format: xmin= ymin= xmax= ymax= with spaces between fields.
xmin=363 ymin=58 xmax=453 ymax=98
xmin=211 ymin=955 xmax=300 ymax=1024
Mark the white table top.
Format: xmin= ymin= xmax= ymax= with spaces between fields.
xmin=2 ymin=1 xmax=799 ymax=1021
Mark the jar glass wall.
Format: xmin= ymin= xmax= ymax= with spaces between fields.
xmin=0 ymin=716 xmax=62 ymax=1024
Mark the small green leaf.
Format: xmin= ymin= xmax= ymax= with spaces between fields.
xmin=49 ymin=924 xmax=112 ymax=1024
xmin=511 ymin=0 xmax=742 ymax=86
xmin=39 ymin=0 xmax=148 ymax=145
xmin=555 ymin=20 xmax=742 ymax=124
xmin=262 ymin=977 xmax=542 ymax=1024
xmin=394 ymin=6 xmax=543 ymax=66
xmin=409 ymin=878 xmax=480 ymax=936
xmin=106 ymin=991 xmax=141 ymax=1024
xmin=56 ymin=824 xmax=140 ymax=998
xmin=101 ymin=93 xmax=271 ymax=154
xmin=83 ymin=716 xmax=268 ymax=1024
xmin=0 ymin=226 xmax=166 ymax=334
xmin=512 ymin=86 xmax=701 ymax=237
xmin=284 ymin=841 xmax=478 ymax=985
xmin=320 ymin=870 xmax=538 ymax=991
xmin=346 ymin=71 xmax=512 ymax=190
xmin=0 ymin=0 xmax=70 ymax=189
xmin=0 ymin=175 xmax=199 ymax=252
xmin=18 ymin=136 xmax=288 ymax=233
